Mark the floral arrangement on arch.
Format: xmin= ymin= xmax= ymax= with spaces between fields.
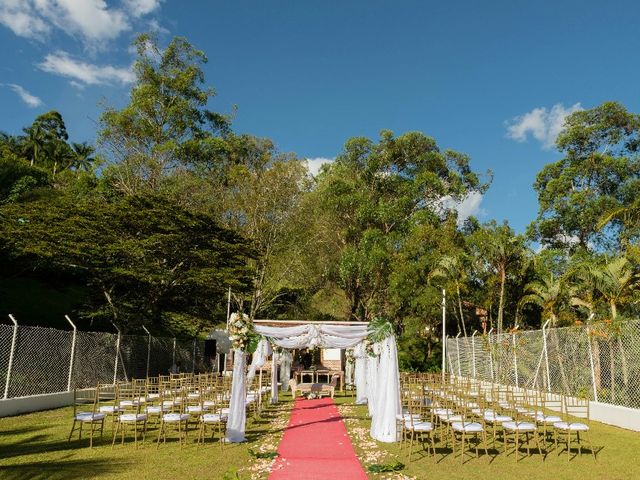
xmin=228 ymin=312 xmax=255 ymax=351
xmin=363 ymin=338 xmax=377 ymax=358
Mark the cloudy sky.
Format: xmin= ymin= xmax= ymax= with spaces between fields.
xmin=1 ymin=0 xmax=639 ymax=232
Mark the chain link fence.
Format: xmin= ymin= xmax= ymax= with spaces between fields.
xmin=0 ymin=320 xmax=208 ymax=399
xmin=447 ymin=319 xmax=640 ymax=409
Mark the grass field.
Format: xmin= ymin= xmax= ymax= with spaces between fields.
xmin=335 ymin=396 xmax=640 ymax=480
xmin=2 ymin=393 xmax=640 ymax=479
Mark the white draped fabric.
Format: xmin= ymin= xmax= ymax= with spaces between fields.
xmin=366 ymin=350 xmax=379 ymax=417
xmin=225 ymin=350 xmax=247 ymax=442
xmin=345 ymin=356 xmax=354 ymax=385
xmin=353 ymin=342 xmax=368 ymax=405
xmin=254 ymin=323 xmax=369 ymax=349
xmin=226 ymin=322 xmax=400 ymax=444
xmin=370 ymin=335 xmax=402 ymax=442
xmin=271 ymin=351 xmax=278 ymax=404
xmin=279 ymin=350 xmax=293 ymax=391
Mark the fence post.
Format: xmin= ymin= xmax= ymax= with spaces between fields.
xmin=441 ymin=289 xmax=446 ymax=380
xmin=541 ymin=319 xmax=551 ymax=390
xmin=455 ymin=333 xmax=462 ymax=377
xmin=65 ymin=315 xmax=77 ymax=392
xmin=512 ymin=327 xmax=519 ymax=388
xmin=112 ymin=322 xmax=121 ymax=384
xmin=192 ymin=339 xmax=196 ymax=373
xmin=142 ymin=326 xmax=151 ymax=378
xmin=3 ymin=314 xmax=19 ymax=399
xmin=471 ymin=330 xmax=477 ymax=378
xmin=587 ymin=327 xmax=599 ymax=402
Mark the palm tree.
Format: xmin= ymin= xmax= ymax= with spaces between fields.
xmin=71 ymin=142 xmax=96 ymax=172
xmin=586 ymin=256 xmax=640 ymax=401
xmin=21 ymin=124 xmax=46 ymax=166
xmin=519 ymin=273 xmax=563 ymax=325
xmin=430 ymin=254 xmax=469 ymax=337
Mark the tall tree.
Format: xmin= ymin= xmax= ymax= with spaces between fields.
xmin=316 ymin=130 xmax=488 ymax=321
xmin=529 ymin=102 xmax=640 ymax=251
xmin=99 ymin=34 xmax=232 ymax=194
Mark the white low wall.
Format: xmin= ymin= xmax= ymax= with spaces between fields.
xmin=0 ymin=391 xmax=73 ymax=418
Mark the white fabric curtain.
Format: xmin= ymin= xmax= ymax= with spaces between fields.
xmin=345 ymin=356 xmax=354 ymax=385
xmin=370 ymin=335 xmax=402 ymax=442
xmin=279 ymin=350 xmax=292 ymax=391
xmin=366 ymin=350 xmax=379 ymax=417
xmin=225 ymin=349 xmax=247 ymax=442
xmin=271 ymin=351 xmax=279 ymax=404
xmin=248 ymin=339 xmax=271 ymax=382
xmin=354 ymin=342 xmax=368 ymax=405
xmin=254 ymin=323 xmax=369 ymax=349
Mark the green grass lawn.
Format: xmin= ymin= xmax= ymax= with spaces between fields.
xmin=0 ymin=396 xmax=293 ymax=480
xmin=334 ymin=396 xmax=640 ymax=480
xmin=2 ymin=393 xmax=640 ymax=480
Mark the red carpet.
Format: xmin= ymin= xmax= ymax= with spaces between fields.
xmin=270 ymin=397 xmax=368 ymax=480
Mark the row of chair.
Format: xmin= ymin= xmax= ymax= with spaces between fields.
xmin=68 ymin=371 xmax=273 ymax=448
xmin=398 ymin=373 xmax=596 ymax=463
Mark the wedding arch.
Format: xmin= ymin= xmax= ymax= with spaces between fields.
xmin=225 ymin=318 xmax=401 ymax=443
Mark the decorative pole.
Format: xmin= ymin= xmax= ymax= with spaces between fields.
xmin=142 ymin=326 xmax=151 ymax=378
xmin=111 ymin=322 xmax=121 ymax=384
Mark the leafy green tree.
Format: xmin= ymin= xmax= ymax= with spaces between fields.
xmin=529 ymin=102 xmax=640 ymax=251
xmin=316 ymin=130 xmax=488 ymax=321
xmin=0 ymin=194 xmax=255 ymax=334
xmin=100 ymin=34 xmax=232 ymax=194
xmin=429 ymin=254 xmax=470 ymax=336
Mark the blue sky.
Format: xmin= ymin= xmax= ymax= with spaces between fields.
xmin=1 ymin=1 xmax=639 ymax=233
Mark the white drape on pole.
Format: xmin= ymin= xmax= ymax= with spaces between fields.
xmin=354 ymin=342 xmax=368 ymax=405
xmin=254 ymin=323 xmax=369 ymax=349
xmin=370 ymin=335 xmax=402 ymax=442
xmin=366 ymin=349 xmax=378 ymax=417
xmin=279 ymin=350 xmax=292 ymax=391
xmin=225 ymin=349 xmax=247 ymax=442
xmin=271 ymin=351 xmax=279 ymax=404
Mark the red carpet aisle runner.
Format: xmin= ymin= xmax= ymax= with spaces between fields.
xmin=269 ymin=397 xmax=368 ymax=480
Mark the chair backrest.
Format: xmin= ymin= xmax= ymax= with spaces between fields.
xmin=564 ymin=395 xmax=590 ymax=423
xmin=73 ymin=387 xmax=98 ymax=416
xmin=288 ymin=378 xmax=297 ymax=391
xmin=330 ymin=375 xmax=339 ymax=387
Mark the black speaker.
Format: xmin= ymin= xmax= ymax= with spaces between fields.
xmin=204 ymin=339 xmax=216 ymax=358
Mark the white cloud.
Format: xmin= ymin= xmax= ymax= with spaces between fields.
xmin=506 ymin=103 xmax=582 ymax=150
xmin=38 ymin=51 xmax=135 ymax=86
xmin=2 ymin=83 xmax=43 ymax=107
xmin=0 ymin=0 xmax=162 ymax=47
xmin=0 ymin=1 xmax=50 ymax=39
xmin=305 ymin=157 xmax=334 ymax=176
xmin=439 ymin=191 xmax=485 ymax=225
xmin=124 ymin=0 xmax=162 ymax=18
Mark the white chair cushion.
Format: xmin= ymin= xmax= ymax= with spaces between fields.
xmin=503 ymin=421 xmax=536 ymax=431
xmin=536 ymin=414 xmax=562 ymax=423
xmin=203 ymin=400 xmax=216 ymax=407
xmin=162 ymin=413 xmax=189 ymax=422
xmin=147 ymin=393 xmax=160 ymax=399
xmin=76 ymin=412 xmax=106 ymax=422
xmin=188 ymin=393 xmax=201 ymax=399
xmin=396 ymin=413 xmax=421 ymax=421
xmin=219 ymin=407 xmax=230 ymax=415
xmin=202 ymin=413 xmax=227 ymax=423
xmin=186 ymin=405 xmax=208 ymax=413
xmin=119 ymin=413 xmax=147 ymax=422
xmin=98 ymin=406 xmax=119 ymax=413
xmin=146 ymin=406 xmax=162 ymax=414
xmin=451 ymin=422 xmax=483 ymax=432
xmin=441 ymin=414 xmax=463 ymax=423
xmin=406 ymin=421 xmax=433 ymax=431
xmin=433 ymin=408 xmax=452 ymax=416
xmin=553 ymin=421 xmax=589 ymax=431
xmin=484 ymin=413 xmax=512 ymax=423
